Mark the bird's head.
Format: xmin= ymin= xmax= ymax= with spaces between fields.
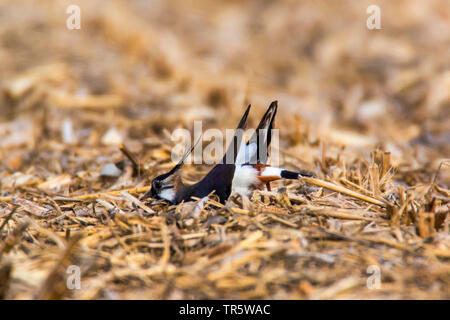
xmin=147 ymin=170 xmax=180 ymax=203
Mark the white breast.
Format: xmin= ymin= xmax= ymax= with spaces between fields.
xmin=231 ymin=164 xmax=260 ymax=197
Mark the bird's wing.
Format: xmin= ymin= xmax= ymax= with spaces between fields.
xmin=221 ymin=104 xmax=251 ymax=165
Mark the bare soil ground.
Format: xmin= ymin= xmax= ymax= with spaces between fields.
xmin=0 ymin=0 xmax=449 ymax=299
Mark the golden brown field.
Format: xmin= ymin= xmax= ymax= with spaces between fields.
xmin=0 ymin=0 xmax=449 ymax=299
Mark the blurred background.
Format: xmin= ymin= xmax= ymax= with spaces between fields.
xmin=1 ymin=0 xmax=449 ymax=178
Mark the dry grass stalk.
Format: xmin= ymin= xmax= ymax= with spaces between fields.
xmin=301 ymin=177 xmax=388 ymax=207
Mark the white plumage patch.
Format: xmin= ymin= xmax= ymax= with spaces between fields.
xmin=236 ymin=141 xmax=258 ymax=164
xmin=231 ymin=164 xmax=260 ymax=197
xmin=261 ymin=166 xmax=282 ymax=177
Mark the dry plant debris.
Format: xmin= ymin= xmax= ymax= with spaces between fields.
xmin=0 ymin=0 xmax=449 ymax=299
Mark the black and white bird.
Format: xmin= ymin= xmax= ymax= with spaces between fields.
xmin=145 ymin=105 xmax=250 ymax=204
xmin=145 ymin=101 xmax=311 ymax=204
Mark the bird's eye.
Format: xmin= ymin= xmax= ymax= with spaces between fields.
xmin=153 ymin=180 xmax=162 ymax=189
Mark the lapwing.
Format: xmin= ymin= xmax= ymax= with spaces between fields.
xmin=145 ymin=101 xmax=311 ymax=204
